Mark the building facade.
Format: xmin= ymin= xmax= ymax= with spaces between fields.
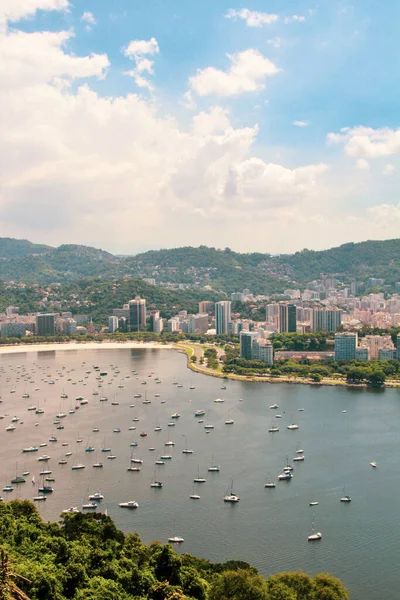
xmin=335 ymin=332 xmax=358 ymax=360
xmin=312 ymin=308 xmax=342 ymax=332
xmin=129 ymin=297 xmax=147 ymax=332
xmin=215 ymin=301 xmax=232 ymax=335
xmin=36 ymin=314 xmax=55 ymax=336
xmin=278 ymin=303 xmax=297 ymax=333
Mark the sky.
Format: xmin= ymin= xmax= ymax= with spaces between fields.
xmin=1 ymin=0 xmax=399 ymax=255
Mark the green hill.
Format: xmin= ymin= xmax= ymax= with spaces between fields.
xmin=0 ymin=237 xmax=52 ymax=258
xmin=0 ymin=237 xmax=399 ymax=292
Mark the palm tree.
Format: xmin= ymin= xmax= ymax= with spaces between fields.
xmin=0 ymin=549 xmax=31 ymax=600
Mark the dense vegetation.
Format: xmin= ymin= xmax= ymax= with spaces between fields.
xmin=0 ymin=500 xmax=349 ymax=600
xmin=1 ymin=237 xmax=399 ymax=292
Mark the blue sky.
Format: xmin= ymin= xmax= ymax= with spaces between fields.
xmin=1 ymin=0 xmax=399 ymax=254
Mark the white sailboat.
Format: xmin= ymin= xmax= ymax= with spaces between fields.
xmin=307 ymin=515 xmax=322 ymax=541
xmin=223 ymin=480 xmax=240 ymax=503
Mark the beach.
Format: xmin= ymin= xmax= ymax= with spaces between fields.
xmin=0 ymin=341 xmax=174 ymax=355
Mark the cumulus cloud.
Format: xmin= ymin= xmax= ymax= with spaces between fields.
xmin=0 ymin=29 xmax=109 ymax=89
xmin=355 ymin=158 xmax=370 ymax=170
xmin=327 ymin=126 xmax=400 ymax=157
xmin=382 ymin=163 xmax=395 ymax=175
xmin=292 ymin=120 xmax=309 ymax=127
xmin=189 ymin=49 xmax=280 ymax=97
xmin=123 ymin=37 xmax=159 ymax=91
xmin=0 ymin=0 xmax=69 ymax=24
xmin=225 ymin=9 xmax=278 ymax=27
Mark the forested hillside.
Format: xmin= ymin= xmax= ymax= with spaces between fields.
xmin=0 ymin=500 xmax=349 ymax=600
xmin=1 ymin=237 xmax=399 ymax=293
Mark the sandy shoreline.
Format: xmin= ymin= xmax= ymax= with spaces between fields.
xmin=0 ymin=341 xmax=174 ymax=355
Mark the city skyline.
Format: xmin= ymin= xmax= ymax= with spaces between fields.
xmin=1 ymin=1 xmax=400 ymax=255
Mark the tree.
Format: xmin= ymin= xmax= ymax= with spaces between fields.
xmin=311 ymin=573 xmax=350 ymax=600
xmin=0 ymin=549 xmax=31 ymax=600
xmin=209 ymin=569 xmax=269 ymax=600
xmin=190 ymin=355 xmax=197 ymax=363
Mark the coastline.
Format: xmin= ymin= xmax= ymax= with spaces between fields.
xmin=0 ymin=340 xmax=174 ymax=355
xmin=175 ymin=343 xmax=400 ymax=389
xmin=1 ymin=339 xmax=399 ymax=388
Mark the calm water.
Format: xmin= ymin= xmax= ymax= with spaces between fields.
xmin=1 ymin=347 xmax=400 ymax=599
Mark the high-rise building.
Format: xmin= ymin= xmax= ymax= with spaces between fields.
xmin=168 ymin=318 xmax=180 ymax=333
xmin=129 ymin=297 xmax=147 ymax=332
xmin=239 ymin=331 xmax=258 ymax=360
xmin=153 ymin=317 xmax=164 ymax=333
xmin=278 ymin=303 xmax=297 ymax=333
xmin=334 ymin=332 xmax=357 ymax=360
xmin=252 ymin=339 xmax=274 ymax=365
xmin=355 ymin=347 xmax=369 ymax=361
xmin=150 ymin=310 xmax=160 ymax=331
xmin=36 ymin=314 xmax=55 ymax=336
xmin=367 ymin=278 xmax=384 ymax=288
xmin=312 ymin=308 xmax=342 ymax=332
xmin=108 ymin=316 xmax=119 ymax=333
xmin=215 ymin=301 xmax=232 ymax=335
xmin=188 ymin=313 xmax=209 ymax=334
xmin=199 ymin=301 xmax=214 ymax=314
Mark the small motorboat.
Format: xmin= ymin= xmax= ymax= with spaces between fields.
xmin=119 ymin=500 xmax=139 ymax=509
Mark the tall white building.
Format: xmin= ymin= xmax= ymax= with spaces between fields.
xmin=361 ymin=335 xmax=394 ymax=360
xmin=215 ymin=301 xmax=232 ymax=335
xmin=108 ymin=316 xmax=119 ymax=333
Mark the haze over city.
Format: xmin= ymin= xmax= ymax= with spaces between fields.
xmin=1 ymin=0 xmax=400 ymax=254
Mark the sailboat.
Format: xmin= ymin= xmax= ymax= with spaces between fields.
xmin=264 ymin=475 xmax=276 ymax=488
xmin=182 ymin=435 xmax=194 ymax=454
xmin=223 ymin=480 xmax=240 ymax=502
xmin=168 ymin=519 xmax=184 ymax=543
xmin=308 ymin=515 xmax=322 ymax=541
xmin=127 ymin=452 xmax=141 ymax=471
xmin=208 ymin=456 xmax=220 ymax=472
xmin=340 ymin=487 xmax=352 ymax=503
xmin=150 ymin=471 xmax=163 ymax=488
xmin=225 ymin=410 xmax=234 ymax=425
xmin=193 ymin=465 xmax=206 ymax=483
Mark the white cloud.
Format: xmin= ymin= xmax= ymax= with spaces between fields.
xmin=189 ymin=49 xmax=280 ymax=97
xmin=284 ymin=15 xmax=306 ymax=24
xmin=0 ymin=29 xmax=109 ymax=89
xmin=292 ymin=120 xmax=309 ymax=127
xmin=328 ymin=126 xmax=400 ymax=157
xmin=181 ymin=90 xmax=197 ymax=110
xmin=225 ymin=9 xmax=278 ymax=27
xmin=123 ymin=37 xmax=159 ymax=91
xmin=81 ymin=11 xmax=96 ymax=28
xmin=192 ymin=106 xmax=231 ymax=136
xmin=382 ymin=163 xmax=395 ymax=175
xmin=123 ymin=38 xmax=159 ymax=57
xmin=355 ymin=158 xmax=370 ymax=171
xmin=0 ymin=0 xmax=69 ymax=24
xmin=267 ymin=37 xmax=283 ymax=48
xmin=0 ymin=20 xmax=325 ymax=252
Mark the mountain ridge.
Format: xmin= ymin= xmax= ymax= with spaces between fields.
xmin=0 ymin=237 xmax=399 ymax=291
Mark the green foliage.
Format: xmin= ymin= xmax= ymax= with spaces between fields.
xmin=0 ymin=500 xmax=350 ymax=600
xmin=2 ymin=237 xmax=399 ymax=292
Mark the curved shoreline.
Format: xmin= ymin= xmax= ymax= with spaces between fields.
xmin=1 ymin=340 xmax=398 ymax=388
xmin=176 ymin=343 xmax=400 ymax=389
xmin=0 ymin=340 xmax=174 ymax=355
